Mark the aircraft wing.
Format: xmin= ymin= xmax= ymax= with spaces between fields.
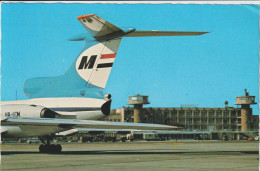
xmin=123 ymin=31 xmax=209 ymax=37
xmin=55 ymin=128 xmax=133 ymax=136
xmin=56 ymin=128 xmax=211 ymax=137
xmin=2 ymin=117 xmax=177 ymax=131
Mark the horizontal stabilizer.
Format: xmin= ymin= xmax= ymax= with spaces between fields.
xmin=76 ymin=14 xmax=208 ymax=41
xmin=77 ymin=14 xmax=127 ymax=41
xmin=123 ymin=31 xmax=209 ymax=37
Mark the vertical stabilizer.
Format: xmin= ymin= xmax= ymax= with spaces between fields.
xmin=76 ymin=39 xmax=121 ymax=89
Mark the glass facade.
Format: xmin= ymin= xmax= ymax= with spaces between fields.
xmin=102 ymin=107 xmax=259 ymax=131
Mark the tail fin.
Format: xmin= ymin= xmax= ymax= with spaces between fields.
xmin=23 ymin=14 xmax=208 ymax=99
xmin=74 ymin=14 xmax=127 ymax=89
xmin=75 ymin=39 xmax=121 ymax=89
xmin=23 ymin=15 xmax=124 ymax=99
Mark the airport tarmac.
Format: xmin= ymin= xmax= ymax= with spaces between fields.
xmin=1 ymin=141 xmax=259 ymax=171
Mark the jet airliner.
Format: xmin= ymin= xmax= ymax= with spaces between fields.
xmin=1 ymin=14 xmax=208 ymax=153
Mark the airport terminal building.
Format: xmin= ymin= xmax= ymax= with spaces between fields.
xmin=101 ymin=89 xmax=259 ymax=133
xmin=105 ymin=106 xmax=258 ymax=132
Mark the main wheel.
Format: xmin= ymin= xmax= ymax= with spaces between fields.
xmin=56 ymin=144 xmax=62 ymax=153
xmin=39 ymin=144 xmax=62 ymax=153
xmin=39 ymin=144 xmax=46 ymax=153
xmin=49 ymin=144 xmax=62 ymax=153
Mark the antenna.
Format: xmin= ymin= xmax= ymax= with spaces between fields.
xmin=16 ymin=90 xmax=17 ymax=101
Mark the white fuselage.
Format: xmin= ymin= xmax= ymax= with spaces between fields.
xmin=1 ymin=97 xmax=107 ymax=120
xmin=1 ymin=97 xmax=108 ymax=138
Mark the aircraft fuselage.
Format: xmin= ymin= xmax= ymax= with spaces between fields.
xmin=1 ymin=97 xmax=109 ymax=120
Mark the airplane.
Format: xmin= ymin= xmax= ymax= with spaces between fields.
xmin=1 ymin=14 xmax=208 ymax=153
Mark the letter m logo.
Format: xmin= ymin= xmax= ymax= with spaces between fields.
xmin=78 ymin=55 xmax=97 ymax=70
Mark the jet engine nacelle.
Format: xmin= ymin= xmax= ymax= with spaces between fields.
xmin=1 ymin=104 xmax=57 ymax=118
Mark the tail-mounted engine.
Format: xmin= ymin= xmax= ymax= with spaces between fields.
xmin=1 ymin=104 xmax=58 ymax=118
xmin=101 ymin=94 xmax=112 ymax=116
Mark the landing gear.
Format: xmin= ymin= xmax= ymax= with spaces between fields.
xmin=39 ymin=144 xmax=62 ymax=153
xmin=38 ymin=136 xmax=62 ymax=153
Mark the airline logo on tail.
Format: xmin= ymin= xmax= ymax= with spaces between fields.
xmin=75 ymin=39 xmax=121 ymax=89
xmin=78 ymin=55 xmax=97 ymax=70
xmin=77 ymin=54 xmax=116 ymax=70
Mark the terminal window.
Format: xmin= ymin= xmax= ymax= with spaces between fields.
xmin=216 ymin=110 xmax=222 ymax=118
xmin=186 ymin=111 xmax=192 ymax=118
xmin=208 ymin=119 xmax=215 ymax=124
xmin=194 ymin=111 xmax=199 ymax=117
xmin=223 ymin=110 xmax=229 ymax=117
xmin=201 ymin=110 xmax=207 ymax=117
xmin=209 ymin=110 xmax=214 ymax=117
xmin=237 ymin=111 xmax=241 ymax=117
xmin=172 ymin=111 xmax=177 ymax=118
xmin=231 ymin=111 xmax=236 ymax=117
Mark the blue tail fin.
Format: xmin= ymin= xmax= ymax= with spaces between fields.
xmin=23 ymin=14 xmax=208 ymax=99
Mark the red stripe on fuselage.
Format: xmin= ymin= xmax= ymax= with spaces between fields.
xmin=100 ymin=53 xmax=116 ymax=59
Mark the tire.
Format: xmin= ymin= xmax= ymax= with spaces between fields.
xmin=39 ymin=144 xmax=62 ymax=153
xmin=56 ymin=144 xmax=62 ymax=153
xmin=39 ymin=144 xmax=46 ymax=153
xmin=50 ymin=144 xmax=57 ymax=153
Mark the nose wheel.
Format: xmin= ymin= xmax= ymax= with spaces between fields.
xmin=38 ymin=136 xmax=62 ymax=153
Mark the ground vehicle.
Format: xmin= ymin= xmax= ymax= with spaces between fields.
xmin=143 ymin=133 xmax=160 ymax=141
xmin=27 ymin=138 xmax=40 ymax=144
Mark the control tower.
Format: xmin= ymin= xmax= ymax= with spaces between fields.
xmin=234 ymin=89 xmax=257 ymax=132
xmin=127 ymin=94 xmax=150 ymax=123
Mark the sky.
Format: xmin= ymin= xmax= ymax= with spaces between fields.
xmin=1 ymin=4 xmax=259 ymax=114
